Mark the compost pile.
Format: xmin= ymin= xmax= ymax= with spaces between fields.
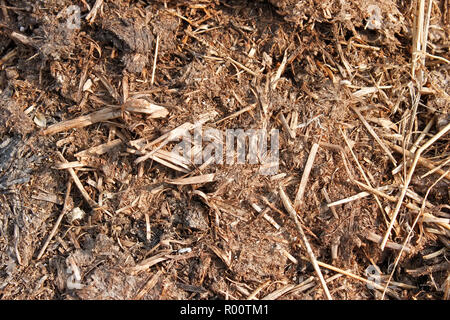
xmin=0 ymin=0 xmax=449 ymax=300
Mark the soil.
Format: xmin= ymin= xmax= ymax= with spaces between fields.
xmin=0 ymin=0 xmax=449 ymax=300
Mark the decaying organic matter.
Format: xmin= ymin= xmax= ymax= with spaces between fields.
xmin=0 ymin=0 xmax=448 ymax=300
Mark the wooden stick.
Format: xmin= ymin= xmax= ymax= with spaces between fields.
xmin=37 ymin=180 xmax=72 ymax=260
xmin=279 ymin=185 xmax=333 ymax=300
xmin=10 ymin=31 xmax=36 ymax=46
xmin=145 ymin=213 xmax=151 ymax=242
xmin=294 ymin=143 xmax=319 ymax=210
xmin=0 ymin=0 xmax=9 ymax=24
xmin=271 ymin=49 xmax=288 ymax=90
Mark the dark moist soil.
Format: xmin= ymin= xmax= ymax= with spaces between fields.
xmin=0 ymin=0 xmax=449 ymax=300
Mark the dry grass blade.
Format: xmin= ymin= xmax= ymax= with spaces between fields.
xmin=31 ymin=192 xmax=62 ymax=205
xmin=215 ymin=103 xmax=256 ymax=125
xmin=340 ymin=127 xmax=391 ymax=226
xmin=121 ymin=99 xmax=169 ymax=117
xmin=412 ymin=0 xmax=432 ymax=85
xmin=153 ymin=149 xmax=192 ymax=170
xmin=85 ymin=0 xmax=103 ymax=23
xmin=186 ymin=29 xmax=259 ymax=77
xmin=279 ymin=185 xmax=333 ymax=300
xmin=311 ymin=259 xmax=400 ymax=299
xmin=43 ymin=107 xmax=121 ymax=135
xmin=327 ymin=185 xmax=393 ymax=207
xmin=166 ymin=174 xmax=215 ymax=185
xmin=279 ymin=112 xmax=295 ymax=140
xmin=364 ymin=231 xmax=412 ymax=253
xmin=271 ymin=49 xmax=288 ymax=90
xmin=392 ymin=118 xmax=434 ymax=175
xmin=352 ymin=179 xmax=447 ymax=227
xmin=251 ymin=203 xmax=281 ymax=230
xmin=147 ymin=153 xmax=191 ymax=173
xmin=387 ymin=141 xmax=450 ymax=180
xmin=262 ymin=284 xmax=296 ymax=300
xmin=36 ymin=180 xmax=72 ymax=260
xmin=293 ymin=273 xmax=345 ymax=297
xmin=247 ymin=280 xmax=272 ymax=300
xmin=294 ymin=143 xmax=319 ymax=210
xmin=152 ymin=148 xmax=192 ymax=169
xmin=134 ymin=270 xmax=162 ymax=300
xmin=134 ymin=123 xmax=193 ymax=163
xmin=54 ymin=161 xmax=86 ymax=170
xmin=43 ymin=99 xmax=168 ymax=135
xmin=352 ymin=86 xmax=392 ymax=98
xmin=421 ymin=157 xmax=450 ymax=179
xmin=212 ymin=200 xmax=249 ymax=222
xmin=75 ymin=139 xmax=122 ymax=158
xmin=132 ymin=251 xmax=171 ymax=273
xmin=381 ymin=168 xmax=450 ymax=299
xmin=284 ymin=277 xmax=316 ymax=296
xmin=381 ymin=122 xmax=450 ymax=250
xmin=56 ymin=152 xmax=97 ymax=208
xmin=135 ymin=111 xmax=217 ymax=165
xmin=321 ymin=188 xmax=338 ymax=219
xmin=151 ymin=35 xmax=160 ymax=86
xmin=351 ymin=106 xmax=397 ymax=165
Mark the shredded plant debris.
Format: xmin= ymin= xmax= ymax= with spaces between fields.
xmin=0 ymin=0 xmax=448 ymax=300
